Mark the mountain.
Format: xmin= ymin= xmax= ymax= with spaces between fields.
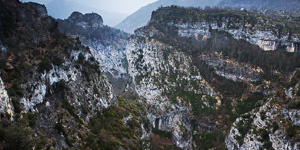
xmin=218 ymin=0 xmax=300 ymax=13
xmin=1 ymin=0 xmax=300 ymax=149
xmin=57 ymin=12 xmax=132 ymax=98
xmin=46 ymin=0 xmax=127 ymax=26
xmin=129 ymin=6 xmax=300 ymax=149
xmin=0 ymin=0 xmax=147 ymax=149
xmin=61 ymin=4 xmax=300 ymax=150
xmin=115 ymin=0 xmax=222 ymax=33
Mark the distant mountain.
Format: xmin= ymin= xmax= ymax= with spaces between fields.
xmin=115 ymin=0 xmax=222 ymax=33
xmin=218 ymin=0 xmax=300 ymax=12
xmin=46 ymin=0 xmax=127 ymax=26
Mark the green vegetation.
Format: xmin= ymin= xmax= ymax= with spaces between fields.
xmin=258 ymin=129 xmax=273 ymax=150
xmin=152 ymin=128 xmax=172 ymax=139
xmin=61 ymin=99 xmax=83 ymax=124
xmin=167 ymin=89 xmax=216 ymax=118
xmin=83 ymin=97 xmax=149 ymax=149
xmin=272 ymin=122 xmax=279 ymax=133
xmin=151 ymin=6 xmax=300 ymax=37
xmin=288 ymin=99 xmax=300 ymax=109
xmin=286 ymin=123 xmax=300 ymax=138
xmin=236 ymin=93 xmax=264 ymax=115
xmin=0 ymin=114 xmax=51 ymax=150
xmin=193 ymin=131 xmax=225 ymax=150
xmin=38 ymin=59 xmax=52 ymax=72
xmin=236 ymin=118 xmax=253 ymax=146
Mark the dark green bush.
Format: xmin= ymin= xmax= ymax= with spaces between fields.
xmin=38 ymin=59 xmax=52 ymax=72
xmin=286 ymin=123 xmax=300 ymax=138
xmin=11 ymin=97 xmax=22 ymax=113
xmin=199 ymin=132 xmax=218 ymax=150
xmin=62 ymin=99 xmax=83 ymax=124
xmin=272 ymin=122 xmax=279 ymax=133
xmin=288 ymin=99 xmax=300 ymax=109
xmin=152 ymin=128 xmax=172 ymax=139
xmin=52 ymin=56 xmax=64 ymax=66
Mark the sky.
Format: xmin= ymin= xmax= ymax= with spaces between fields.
xmin=27 ymin=0 xmax=158 ymax=15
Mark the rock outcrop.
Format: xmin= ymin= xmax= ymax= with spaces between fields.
xmin=150 ymin=7 xmax=300 ymax=52
xmin=1 ymin=1 xmax=300 ymax=150
xmin=58 ymin=13 xmax=130 ymax=96
xmin=0 ymin=0 xmax=117 ymax=148
xmin=0 ymin=77 xmax=13 ymax=119
xmin=67 ymin=12 xmax=104 ymax=29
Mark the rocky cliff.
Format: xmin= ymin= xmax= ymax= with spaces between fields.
xmin=126 ymin=36 xmax=222 ymax=149
xmin=226 ymin=70 xmax=300 ymax=150
xmin=59 ymin=11 xmax=223 ymax=149
xmin=58 ymin=12 xmax=131 ymax=97
xmin=0 ymin=0 xmax=118 ymax=149
xmin=56 ymin=5 xmax=300 ymax=150
xmin=116 ymin=0 xmax=222 ymax=33
xmin=150 ymin=6 xmax=300 ymax=52
xmin=1 ymin=1 xmax=300 ymax=150
xmin=128 ymin=6 xmax=300 ymax=149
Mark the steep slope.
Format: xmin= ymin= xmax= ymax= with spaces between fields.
xmin=58 ymin=5 xmax=300 ymax=150
xmin=46 ymin=0 xmax=127 ymax=26
xmin=226 ymin=70 xmax=300 ymax=149
xmin=2 ymin=1 xmax=300 ymax=149
xmin=0 ymin=0 xmax=135 ymax=149
xmin=0 ymin=1 xmax=153 ymax=149
xmin=57 ymin=12 xmax=132 ymax=97
xmin=127 ymin=6 xmax=300 ymax=149
xmin=116 ymin=0 xmax=222 ymax=33
xmin=126 ymin=36 xmax=222 ymax=149
xmin=149 ymin=6 xmax=300 ymax=52
xmin=58 ymin=9 xmax=225 ymax=149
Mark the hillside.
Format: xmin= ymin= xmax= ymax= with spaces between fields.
xmin=130 ymin=6 xmax=300 ymax=149
xmin=0 ymin=0 xmax=147 ymax=149
xmin=1 ymin=0 xmax=300 ymax=150
xmin=58 ymin=12 xmax=131 ymax=97
xmin=115 ymin=0 xmax=222 ymax=33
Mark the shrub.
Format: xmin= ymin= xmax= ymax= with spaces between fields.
xmin=296 ymin=88 xmax=300 ymax=96
xmin=199 ymin=132 xmax=218 ymax=150
xmin=272 ymin=122 xmax=279 ymax=133
xmin=152 ymin=128 xmax=172 ymax=139
xmin=38 ymin=59 xmax=52 ymax=72
xmin=55 ymin=121 xmax=65 ymax=135
xmin=52 ymin=56 xmax=64 ymax=66
xmin=288 ymin=99 xmax=300 ymax=109
xmin=62 ymin=99 xmax=83 ymax=124
xmin=286 ymin=123 xmax=300 ymax=138
xmin=48 ymin=20 xmax=58 ymax=33
xmin=78 ymin=53 xmax=85 ymax=63
xmin=11 ymin=97 xmax=22 ymax=113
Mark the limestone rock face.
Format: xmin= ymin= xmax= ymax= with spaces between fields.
xmin=126 ymin=37 xmax=221 ymax=149
xmin=170 ymin=22 xmax=300 ymax=52
xmin=0 ymin=77 xmax=13 ymax=119
xmin=0 ymin=1 xmax=117 ymax=148
xmin=225 ymin=98 xmax=300 ymax=150
xmin=20 ymin=50 xmax=116 ymax=116
xmin=58 ymin=12 xmax=130 ymax=96
xmin=67 ymin=12 xmax=104 ymax=29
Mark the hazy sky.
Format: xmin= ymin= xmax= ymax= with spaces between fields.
xmin=28 ymin=0 xmax=158 ymax=15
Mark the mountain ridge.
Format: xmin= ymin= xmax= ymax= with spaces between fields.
xmin=115 ymin=0 xmax=222 ymax=33
xmin=46 ymin=0 xmax=127 ymax=26
xmin=1 ymin=0 xmax=300 ymax=149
